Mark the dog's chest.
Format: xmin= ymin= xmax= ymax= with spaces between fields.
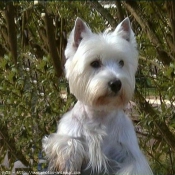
xmin=82 ymin=114 xmax=128 ymax=173
xmin=102 ymin=120 xmax=128 ymax=162
xmin=102 ymin=132 xmax=127 ymax=163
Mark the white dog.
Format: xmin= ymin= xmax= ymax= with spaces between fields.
xmin=43 ymin=17 xmax=153 ymax=175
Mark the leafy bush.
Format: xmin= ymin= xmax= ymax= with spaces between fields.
xmin=0 ymin=1 xmax=175 ymax=174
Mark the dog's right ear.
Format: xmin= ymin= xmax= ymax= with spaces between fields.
xmin=65 ymin=18 xmax=92 ymax=60
xmin=114 ymin=17 xmax=132 ymax=42
xmin=73 ymin=17 xmax=92 ymax=48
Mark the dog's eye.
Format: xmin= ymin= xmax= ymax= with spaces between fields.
xmin=90 ymin=60 xmax=101 ymax=68
xmin=119 ymin=60 xmax=124 ymax=67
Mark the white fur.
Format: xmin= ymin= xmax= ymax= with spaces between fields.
xmin=43 ymin=17 xmax=153 ymax=175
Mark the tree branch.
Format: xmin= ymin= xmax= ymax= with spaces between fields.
xmin=135 ymin=90 xmax=175 ymax=153
xmin=116 ymin=0 xmax=124 ymax=22
xmin=44 ymin=12 xmax=63 ymax=78
xmin=0 ymin=126 xmax=29 ymax=167
xmin=123 ymin=2 xmax=173 ymax=65
xmin=5 ymin=2 xmax=17 ymax=65
xmin=166 ymin=1 xmax=175 ymax=49
xmin=87 ymin=1 xmax=117 ymax=28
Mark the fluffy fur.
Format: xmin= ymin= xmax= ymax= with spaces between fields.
xmin=43 ymin=17 xmax=153 ymax=175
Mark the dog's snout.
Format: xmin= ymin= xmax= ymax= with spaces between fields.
xmin=108 ymin=79 xmax=121 ymax=93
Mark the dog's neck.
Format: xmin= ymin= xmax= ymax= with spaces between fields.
xmin=73 ymin=100 xmax=121 ymax=123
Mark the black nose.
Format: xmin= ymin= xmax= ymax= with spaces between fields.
xmin=108 ymin=79 xmax=122 ymax=93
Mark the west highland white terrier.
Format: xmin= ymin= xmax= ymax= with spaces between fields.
xmin=43 ymin=17 xmax=153 ymax=175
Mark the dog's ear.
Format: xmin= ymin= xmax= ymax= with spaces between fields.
xmin=73 ymin=17 xmax=92 ymax=47
xmin=114 ymin=17 xmax=134 ymax=42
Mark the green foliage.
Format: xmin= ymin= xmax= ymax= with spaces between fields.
xmin=0 ymin=1 xmax=105 ymax=171
xmin=0 ymin=1 xmax=175 ymax=175
xmin=0 ymin=53 xmax=74 ymax=168
xmin=133 ymin=2 xmax=175 ymax=174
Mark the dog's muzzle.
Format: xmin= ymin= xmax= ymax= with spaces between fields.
xmin=108 ymin=79 xmax=121 ymax=94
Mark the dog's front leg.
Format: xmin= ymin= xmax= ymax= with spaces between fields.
xmin=43 ymin=134 xmax=86 ymax=175
xmin=115 ymin=115 xmax=153 ymax=175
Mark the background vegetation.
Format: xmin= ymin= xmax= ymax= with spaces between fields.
xmin=0 ymin=1 xmax=175 ymax=175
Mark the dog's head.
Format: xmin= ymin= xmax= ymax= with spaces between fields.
xmin=65 ymin=17 xmax=138 ymax=110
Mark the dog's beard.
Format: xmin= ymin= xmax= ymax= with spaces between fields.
xmin=95 ymin=90 xmax=126 ymax=107
xmin=70 ymin=79 xmax=133 ymax=110
xmin=93 ymin=88 xmax=133 ymax=110
xmin=68 ymin=73 xmax=135 ymax=111
xmin=83 ymin=76 xmax=133 ymax=109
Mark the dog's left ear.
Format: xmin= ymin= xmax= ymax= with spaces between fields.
xmin=114 ymin=17 xmax=134 ymax=42
xmin=73 ymin=17 xmax=92 ymax=48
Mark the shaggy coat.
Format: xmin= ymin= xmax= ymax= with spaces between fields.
xmin=43 ymin=17 xmax=153 ymax=175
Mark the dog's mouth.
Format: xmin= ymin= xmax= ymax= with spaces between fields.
xmin=94 ymin=90 xmax=125 ymax=107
